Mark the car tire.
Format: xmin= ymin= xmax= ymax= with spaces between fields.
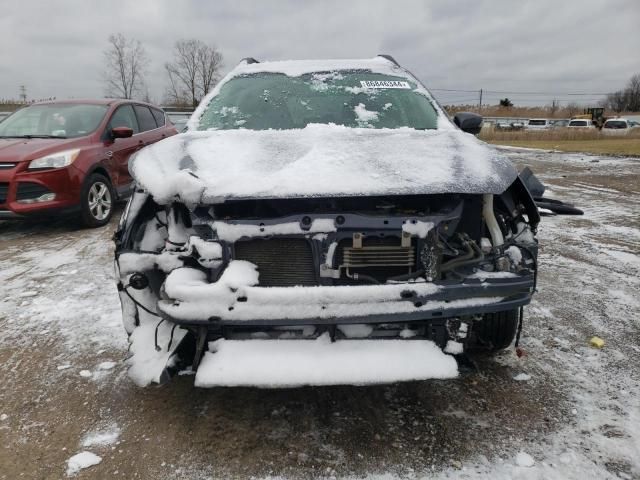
xmin=80 ymin=173 xmax=115 ymax=228
xmin=474 ymin=309 xmax=519 ymax=353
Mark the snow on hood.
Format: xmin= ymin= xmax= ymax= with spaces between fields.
xmin=130 ymin=124 xmax=518 ymax=205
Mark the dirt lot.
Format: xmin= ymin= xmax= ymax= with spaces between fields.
xmin=0 ymin=150 xmax=638 ymax=479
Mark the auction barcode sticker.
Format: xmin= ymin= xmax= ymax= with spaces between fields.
xmin=360 ymin=80 xmax=411 ymax=89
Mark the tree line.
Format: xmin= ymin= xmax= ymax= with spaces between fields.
xmin=103 ymin=33 xmax=223 ymax=108
xmin=604 ymin=74 xmax=640 ymax=113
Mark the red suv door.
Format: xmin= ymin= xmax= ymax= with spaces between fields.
xmin=105 ymin=104 xmax=141 ymax=189
xmin=134 ymin=104 xmax=169 ymax=145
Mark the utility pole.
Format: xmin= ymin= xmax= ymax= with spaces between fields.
xmin=19 ymin=85 xmax=27 ymax=103
xmin=479 ymin=88 xmax=483 ymax=113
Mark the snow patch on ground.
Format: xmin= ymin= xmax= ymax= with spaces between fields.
xmin=66 ymin=451 xmax=102 ymax=476
xmin=81 ymin=425 xmax=120 ymax=447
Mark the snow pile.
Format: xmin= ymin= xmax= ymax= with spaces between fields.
xmin=444 ymin=340 xmax=464 ymax=355
xmin=66 ymin=451 xmax=102 ymax=476
xmin=467 ymin=271 xmax=518 ymax=280
xmin=515 ymin=451 xmax=535 ymax=467
xmin=505 ymin=245 xmax=523 ymax=265
xmin=213 ymin=218 xmax=336 ymax=242
xmin=402 ymin=220 xmax=434 ymax=238
xmin=118 ymin=235 xmax=224 ymax=274
xmin=194 ymin=332 xmax=458 ymax=387
xmin=354 ymin=103 xmax=379 ymax=125
xmin=97 ymin=361 xmax=116 ymax=371
xmin=130 ymin=124 xmax=517 ymax=205
xmin=337 ymin=324 xmax=374 ymax=338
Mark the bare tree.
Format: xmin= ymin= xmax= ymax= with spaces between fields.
xmin=165 ymin=39 xmax=223 ymax=107
xmin=626 ymin=74 xmax=640 ymax=112
xmin=565 ymin=102 xmax=581 ymax=118
xmin=605 ymin=73 xmax=640 ymax=112
xmin=197 ymin=44 xmax=223 ymax=99
xmin=104 ymin=33 xmax=149 ymax=99
xmin=606 ymin=90 xmax=627 ymax=113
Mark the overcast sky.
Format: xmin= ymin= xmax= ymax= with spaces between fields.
xmin=2 ymin=0 xmax=638 ymax=107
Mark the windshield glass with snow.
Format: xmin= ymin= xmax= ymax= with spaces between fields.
xmin=197 ymin=72 xmax=439 ymax=130
xmin=0 ymin=104 xmax=108 ymax=139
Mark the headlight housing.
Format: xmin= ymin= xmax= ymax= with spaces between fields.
xmin=28 ymin=149 xmax=80 ymax=170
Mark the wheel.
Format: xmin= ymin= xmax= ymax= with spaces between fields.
xmin=80 ymin=173 xmax=114 ymax=227
xmin=474 ymin=309 xmax=519 ymax=353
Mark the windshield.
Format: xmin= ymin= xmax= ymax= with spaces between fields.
xmin=197 ymin=72 xmax=439 ymax=131
xmin=569 ymin=120 xmax=588 ymax=127
xmin=0 ymin=104 xmax=108 ymax=139
xmin=528 ymin=119 xmax=546 ymax=126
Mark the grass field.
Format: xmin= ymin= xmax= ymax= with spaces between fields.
xmin=480 ymin=128 xmax=640 ymax=156
xmin=486 ymin=138 xmax=640 ymax=156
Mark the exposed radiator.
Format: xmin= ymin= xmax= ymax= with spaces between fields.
xmin=234 ymin=238 xmax=317 ymax=287
xmin=342 ymin=245 xmax=415 ymax=268
xmin=338 ymin=237 xmax=415 ymax=269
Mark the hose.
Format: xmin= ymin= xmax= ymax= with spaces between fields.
xmin=440 ymin=238 xmax=475 ymax=272
xmin=483 ymin=194 xmax=504 ymax=247
xmin=387 ymin=269 xmax=425 ymax=282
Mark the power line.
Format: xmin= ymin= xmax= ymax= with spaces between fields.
xmin=429 ymin=87 xmax=610 ymax=96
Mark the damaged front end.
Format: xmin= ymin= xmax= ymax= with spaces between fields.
xmin=114 ymin=179 xmax=539 ymax=387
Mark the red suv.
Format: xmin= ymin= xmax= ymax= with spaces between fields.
xmin=0 ymin=99 xmax=177 ymax=227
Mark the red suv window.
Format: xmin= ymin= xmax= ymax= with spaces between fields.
xmin=151 ymin=108 xmax=165 ymax=127
xmin=109 ymin=105 xmax=140 ymax=134
xmin=134 ymin=105 xmax=157 ymax=132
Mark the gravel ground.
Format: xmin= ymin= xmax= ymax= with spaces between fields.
xmin=0 ymin=150 xmax=638 ymax=479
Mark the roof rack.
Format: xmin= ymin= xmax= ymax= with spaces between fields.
xmin=241 ymin=57 xmax=259 ymax=64
xmin=377 ymin=54 xmax=400 ymax=66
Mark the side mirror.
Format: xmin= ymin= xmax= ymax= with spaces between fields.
xmin=453 ymin=112 xmax=483 ymax=135
xmin=110 ymin=126 xmax=133 ymax=139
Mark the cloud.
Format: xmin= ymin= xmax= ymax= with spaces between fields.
xmin=1 ymin=0 xmax=638 ymax=106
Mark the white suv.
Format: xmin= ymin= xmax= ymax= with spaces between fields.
xmin=602 ymin=118 xmax=633 ymax=136
xmin=525 ymin=118 xmax=551 ymax=131
xmin=567 ymin=119 xmax=596 ymax=129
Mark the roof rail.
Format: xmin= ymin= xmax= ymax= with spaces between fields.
xmin=377 ymin=54 xmax=400 ymax=66
xmin=241 ymin=57 xmax=259 ymax=64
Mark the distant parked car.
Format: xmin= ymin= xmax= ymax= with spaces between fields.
xmin=495 ymin=121 xmax=524 ymax=131
xmin=0 ymin=112 xmax=12 ymax=123
xmin=602 ymin=118 xmax=634 ymax=136
xmin=166 ymin=111 xmax=192 ymax=132
xmin=525 ymin=118 xmax=551 ymax=131
xmin=550 ymin=119 xmax=569 ymax=128
xmin=567 ymin=119 xmax=596 ymax=130
xmin=0 ymin=99 xmax=178 ymax=226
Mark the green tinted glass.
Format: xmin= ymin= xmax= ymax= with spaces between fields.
xmin=197 ymin=72 xmax=438 ymax=131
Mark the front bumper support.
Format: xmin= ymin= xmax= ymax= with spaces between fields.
xmin=157 ymin=275 xmax=534 ymax=327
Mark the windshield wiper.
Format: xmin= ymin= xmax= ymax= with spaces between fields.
xmin=0 ymin=134 xmax=68 ymax=139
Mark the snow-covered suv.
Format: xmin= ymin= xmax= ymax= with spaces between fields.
xmin=114 ymin=56 xmax=539 ymax=387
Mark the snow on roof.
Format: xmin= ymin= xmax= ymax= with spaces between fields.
xmin=230 ymin=56 xmax=403 ymax=77
xmin=130 ymin=124 xmax=518 ymax=204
